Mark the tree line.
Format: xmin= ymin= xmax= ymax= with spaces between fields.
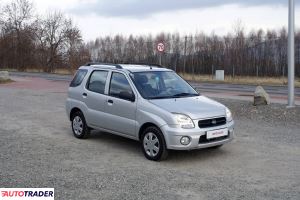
xmin=0 ymin=0 xmax=90 ymax=72
xmin=1 ymin=0 xmax=299 ymax=77
xmin=87 ymin=28 xmax=300 ymax=77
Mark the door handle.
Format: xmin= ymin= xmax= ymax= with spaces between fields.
xmin=107 ymin=99 xmax=113 ymax=104
xmin=82 ymin=93 xmax=87 ymax=98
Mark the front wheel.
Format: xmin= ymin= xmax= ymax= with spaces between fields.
xmin=141 ymin=126 xmax=168 ymax=161
xmin=71 ymin=111 xmax=90 ymax=139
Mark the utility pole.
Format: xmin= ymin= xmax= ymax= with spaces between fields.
xmin=183 ymin=36 xmax=187 ymax=74
xmin=288 ymin=0 xmax=295 ymax=107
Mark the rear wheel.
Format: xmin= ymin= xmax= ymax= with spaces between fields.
xmin=71 ymin=111 xmax=90 ymax=139
xmin=141 ymin=126 xmax=168 ymax=161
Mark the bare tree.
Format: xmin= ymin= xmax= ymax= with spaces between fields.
xmin=0 ymin=0 xmax=299 ymax=77
xmin=87 ymin=29 xmax=300 ymax=77
xmin=37 ymin=12 xmax=81 ymax=72
xmin=65 ymin=25 xmax=84 ymax=70
xmin=0 ymin=0 xmax=35 ymax=70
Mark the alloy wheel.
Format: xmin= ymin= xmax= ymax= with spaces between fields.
xmin=73 ymin=116 xmax=83 ymax=136
xmin=143 ymin=132 xmax=160 ymax=157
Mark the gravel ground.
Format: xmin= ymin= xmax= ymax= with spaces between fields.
xmin=0 ymin=87 xmax=299 ymax=200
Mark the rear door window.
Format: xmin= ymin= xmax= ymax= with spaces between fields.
xmin=87 ymin=70 xmax=108 ymax=94
xmin=70 ymin=69 xmax=88 ymax=87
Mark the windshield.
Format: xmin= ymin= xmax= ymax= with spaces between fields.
xmin=130 ymin=71 xmax=199 ymax=99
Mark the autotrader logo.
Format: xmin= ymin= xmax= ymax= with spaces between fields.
xmin=0 ymin=188 xmax=54 ymax=200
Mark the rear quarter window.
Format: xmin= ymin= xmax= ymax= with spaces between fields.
xmin=70 ymin=69 xmax=88 ymax=87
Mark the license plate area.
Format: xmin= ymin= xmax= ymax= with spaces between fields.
xmin=206 ymin=128 xmax=228 ymax=139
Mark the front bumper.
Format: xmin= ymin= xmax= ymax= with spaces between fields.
xmin=161 ymin=120 xmax=234 ymax=150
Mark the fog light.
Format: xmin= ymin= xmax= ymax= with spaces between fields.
xmin=180 ymin=136 xmax=190 ymax=145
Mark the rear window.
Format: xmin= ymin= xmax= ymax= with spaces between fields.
xmin=70 ymin=69 xmax=88 ymax=87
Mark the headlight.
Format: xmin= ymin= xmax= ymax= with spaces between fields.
xmin=173 ymin=113 xmax=195 ymax=129
xmin=226 ymin=108 xmax=233 ymax=122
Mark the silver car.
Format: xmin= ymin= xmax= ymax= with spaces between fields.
xmin=66 ymin=63 xmax=234 ymax=161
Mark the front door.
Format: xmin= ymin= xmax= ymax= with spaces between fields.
xmin=104 ymin=72 xmax=137 ymax=137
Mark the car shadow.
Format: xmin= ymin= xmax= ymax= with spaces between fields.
xmin=89 ymin=130 xmax=141 ymax=151
xmin=87 ymin=130 xmax=232 ymax=163
xmin=166 ymin=148 xmax=230 ymax=164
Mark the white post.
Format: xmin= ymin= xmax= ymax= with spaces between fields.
xmin=159 ymin=53 xmax=162 ymax=66
xmin=288 ymin=0 xmax=295 ymax=107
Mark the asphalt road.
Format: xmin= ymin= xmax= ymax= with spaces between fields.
xmin=8 ymin=71 xmax=300 ymax=96
xmin=0 ymin=76 xmax=299 ymax=200
xmin=191 ymin=82 xmax=300 ymax=96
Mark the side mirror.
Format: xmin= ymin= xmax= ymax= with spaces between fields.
xmin=119 ymin=91 xmax=135 ymax=102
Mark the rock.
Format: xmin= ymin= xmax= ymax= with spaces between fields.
xmin=0 ymin=71 xmax=10 ymax=81
xmin=254 ymin=86 xmax=270 ymax=106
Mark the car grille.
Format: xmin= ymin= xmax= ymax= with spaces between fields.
xmin=198 ymin=117 xmax=226 ymax=128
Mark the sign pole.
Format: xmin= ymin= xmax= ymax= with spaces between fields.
xmin=159 ymin=53 xmax=162 ymax=65
xmin=157 ymin=42 xmax=165 ymax=65
xmin=288 ymin=0 xmax=295 ymax=107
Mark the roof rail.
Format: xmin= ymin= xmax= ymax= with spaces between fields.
xmin=123 ymin=63 xmax=163 ymax=68
xmin=85 ymin=62 xmax=123 ymax=69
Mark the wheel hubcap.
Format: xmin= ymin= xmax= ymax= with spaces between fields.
xmin=143 ymin=132 xmax=160 ymax=157
xmin=73 ymin=116 xmax=83 ymax=135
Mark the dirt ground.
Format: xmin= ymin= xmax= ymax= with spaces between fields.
xmin=0 ymin=77 xmax=299 ymax=200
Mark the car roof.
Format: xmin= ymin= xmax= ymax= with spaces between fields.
xmin=79 ymin=63 xmax=172 ymax=73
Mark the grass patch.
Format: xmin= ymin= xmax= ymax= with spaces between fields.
xmin=0 ymin=79 xmax=14 ymax=84
xmin=2 ymin=68 xmax=74 ymax=75
xmin=179 ymin=73 xmax=300 ymax=87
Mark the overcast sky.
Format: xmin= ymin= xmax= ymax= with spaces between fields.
xmin=3 ymin=0 xmax=300 ymax=41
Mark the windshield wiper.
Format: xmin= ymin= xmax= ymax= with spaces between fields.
xmin=148 ymin=93 xmax=198 ymax=100
xmin=148 ymin=96 xmax=171 ymax=99
xmin=172 ymin=93 xmax=199 ymax=98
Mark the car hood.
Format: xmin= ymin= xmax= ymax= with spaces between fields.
xmin=149 ymin=96 xmax=226 ymax=119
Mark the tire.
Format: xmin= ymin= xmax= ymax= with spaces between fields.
xmin=71 ymin=111 xmax=90 ymax=139
xmin=141 ymin=126 xmax=168 ymax=161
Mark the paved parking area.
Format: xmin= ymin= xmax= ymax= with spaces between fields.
xmin=0 ymin=77 xmax=299 ymax=200
xmin=8 ymin=71 xmax=300 ymax=105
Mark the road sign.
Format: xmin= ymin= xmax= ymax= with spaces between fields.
xmin=157 ymin=42 xmax=165 ymax=52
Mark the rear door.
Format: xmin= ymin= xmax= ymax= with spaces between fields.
xmin=83 ymin=70 xmax=109 ymax=128
xmin=104 ymin=71 xmax=137 ymax=137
